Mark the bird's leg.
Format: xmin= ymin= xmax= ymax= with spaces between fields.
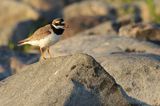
xmin=47 ymin=47 xmax=52 ymax=58
xmin=40 ymin=47 xmax=46 ymax=60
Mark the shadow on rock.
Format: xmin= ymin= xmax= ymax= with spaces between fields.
xmin=0 ymin=46 xmax=40 ymax=81
xmin=119 ymin=85 xmax=150 ymax=106
xmin=64 ymin=79 xmax=101 ymax=106
xmin=9 ymin=18 xmax=46 ymax=45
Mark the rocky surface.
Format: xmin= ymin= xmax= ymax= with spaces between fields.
xmin=0 ymin=46 xmax=39 ymax=80
xmin=50 ymin=35 xmax=160 ymax=58
xmin=99 ymin=53 xmax=160 ymax=105
xmin=50 ymin=34 xmax=160 ymax=105
xmin=62 ymin=0 xmax=118 ymax=39
xmin=0 ymin=0 xmax=160 ymax=106
xmin=19 ymin=0 xmax=64 ymax=21
xmin=138 ymin=0 xmax=160 ymax=23
xmin=117 ymin=3 xmax=142 ymax=23
xmin=155 ymin=0 xmax=160 ymax=16
xmin=62 ymin=16 xmax=110 ymax=39
xmin=76 ymin=21 xmax=119 ymax=36
xmin=0 ymin=0 xmax=39 ymax=46
xmin=138 ymin=1 xmax=151 ymax=23
xmin=0 ymin=54 xmax=130 ymax=106
xmin=119 ymin=23 xmax=160 ymax=41
xmin=63 ymin=1 xmax=116 ymax=20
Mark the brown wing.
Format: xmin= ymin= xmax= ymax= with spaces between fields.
xmin=27 ymin=24 xmax=52 ymax=41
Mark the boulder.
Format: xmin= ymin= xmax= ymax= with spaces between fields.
xmin=76 ymin=21 xmax=119 ymax=36
xmin=62 ymin=0 xmax=117 ymax=40
xmin=50 ymin=35 xmax=160 ymax=58
xmin=19 ymin=0 xmax=64 ymax=21
xmin=117 ymin=14 xmax=141 ymax=28
xmin=0 ymin=46 xmax=39 ymax=80
xmin=138 ymin=1 xmax=160 ymax=23
xmin=119 ymin=23 xmax=160 ymax=41
xmin=155 ymin=0 xmax=160 ymax=16
xmin=0 ymin=0 xmax=39 ymax=45
xmin=62 ymin=16 xmax=110 ymax=39
xmin=117 ymin=3 xmax=142 ymax=22
xmin=63 ymin=1 xmax=116 ymax=20
xmin=99 ymin=53 xmax=160 ymax=105
xmin=138 ymin=1 xmax=151 ymax=22
xmin=63 ymin=0 xmax=82 ymax=5
xmin=0 ymin=54 xmax=130 ymax=106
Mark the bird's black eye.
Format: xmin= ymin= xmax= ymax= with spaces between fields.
xmin=54 ymin=23 xmax=59 ymax=26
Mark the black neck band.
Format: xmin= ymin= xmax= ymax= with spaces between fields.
xmin=50 ymin=24 xmax=64 ymax=35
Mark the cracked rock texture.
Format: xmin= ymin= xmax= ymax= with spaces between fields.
xmin=0 ymin=54 xmax=130 ymax=106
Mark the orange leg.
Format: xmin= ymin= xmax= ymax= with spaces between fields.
xmin=40 ymin=47 xmax=46 ymax=60
xmin=47 ymin=47 xmax=52 ymax=58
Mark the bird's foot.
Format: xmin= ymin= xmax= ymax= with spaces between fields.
xmin=42 ymin=56 xmax=46 ymax=60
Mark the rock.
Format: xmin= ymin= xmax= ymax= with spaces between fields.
xmin=76 ymin=21 xmax=119 ymax=36
xmin=62 ymin=0 xmax=118 ymax=39
xmin=117 ymin=14 xmax=142 ymax=28
xmin=119 ymin=23 xmax=160 ymax=41
xmin=0 ymin=54 xmax=130 ymax=106
xmin=10 ymin=53 xmax=39 ymax=74
xmin=62 ymin=16 xmax=113 ymax=39
xmin=138 ymin=1 xmax=151 ymax=22
xmin=99 ymin=53 xmax=160 ymax=105
xmin=155 ymin=0 xmax=160 ymax=16
xmin=0 ymin=0 xmax=39 ymax=45
xmin=19 ymin=0 xmax=64 ymax=21
xmin=63 ymin=1 xmax=116 ymax=20
xmin=0 ymin=65 xmax=12 ymax=81
xmin=50 ymin=35 xmax=160 ymax=58
xmin=138 ymin=0 xmax=159 ymax=22
xmin=0 ymin=46 xmax=14 ymax=80
xmin=63 ymin=0 xmax=82 ymax=5
xmin=0 ymin=46 xmax=39 ymax=80
xmin=10 ymin=57 xmax=27 ymax=74
xmin=117 ymin=3 xmax=142 ymax=23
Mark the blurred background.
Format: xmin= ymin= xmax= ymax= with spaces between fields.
xmin=0 ymin=0 xmax=160 ymax=80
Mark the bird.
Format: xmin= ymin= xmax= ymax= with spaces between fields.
xmin=18 ymin=18 xmax=68 ymax=60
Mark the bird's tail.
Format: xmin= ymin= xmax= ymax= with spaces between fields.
xmin=17 ymin=39 xmax=29 ymax=46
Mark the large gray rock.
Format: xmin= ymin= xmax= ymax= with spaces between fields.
xmin=0 ymin=54 xmax=130 ymax=106
xmin=62 ymin=0 xmax=117 ymax=40
xmin=0 ymin=46 xmax=39 ymax=80
xmin=19 ymin=0 xmax=64 ymax=21
xmin=50 ymin=35 xmax=160 ymax=58
xmin=76 ymin=21 xmax=119 ymax=36
xmin=99 ymin=53 xmax=160 ymax=105
xmin=63 ymin=1 xmax=116 ymax=20
xmin=119 ymin=23 xmax=160 ymax=41
xmin=62 ymin=16 xmax=111 ymax=39
xmin=0 ymin=0 xmax=39 ymax=45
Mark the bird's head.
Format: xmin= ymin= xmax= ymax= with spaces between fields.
xmin=51 ymin=18 xmax=69 ymax=29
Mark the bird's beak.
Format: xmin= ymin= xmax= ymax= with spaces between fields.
xmin=64 ymin=23 xmax=69 ymax=28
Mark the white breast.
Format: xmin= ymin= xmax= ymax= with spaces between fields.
xmin=27 ymin=30 xmax=62 ymax=48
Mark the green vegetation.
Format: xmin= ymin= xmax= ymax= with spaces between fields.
xmin=146 ymin=0 xmax=160 ymax=23
xmin=122 ymin=0 xmax=132 ymax=3
xmin=8 ymin=40 xmax=15 ymax=50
